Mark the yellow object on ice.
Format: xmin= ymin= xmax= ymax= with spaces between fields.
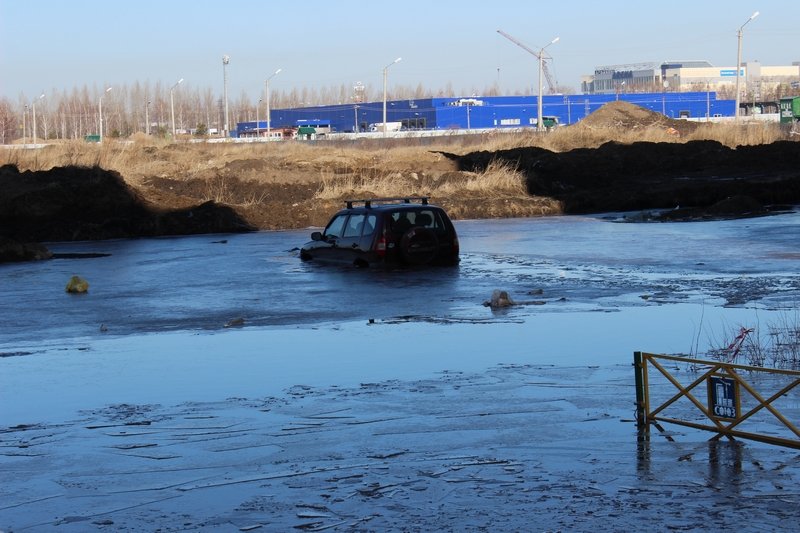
xmin=65 ymin=275 xmax=89 ymax=293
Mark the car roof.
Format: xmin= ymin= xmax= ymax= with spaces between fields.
xmin=338 ymin=197 xmax=443 ymax=213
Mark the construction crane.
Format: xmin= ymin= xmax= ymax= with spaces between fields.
xmin=497 ymin=29 xmax=558 ymax=94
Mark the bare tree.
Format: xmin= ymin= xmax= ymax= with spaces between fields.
xmin=0 ymin=98 xmax=18 ymax=144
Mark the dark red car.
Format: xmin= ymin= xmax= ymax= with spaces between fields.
xmin=300 ymin=197 xmax=459 ymax=267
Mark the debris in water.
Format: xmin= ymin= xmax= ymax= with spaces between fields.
xmin=484 ymin=289 xmax=514 ymax=309
xmin=65 ymin=275 xmax=89 ymax=293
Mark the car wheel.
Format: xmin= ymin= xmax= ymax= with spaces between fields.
xmin=400 ymin=227 xmax=439 ymax=265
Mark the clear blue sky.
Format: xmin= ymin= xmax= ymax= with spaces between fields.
xmin=1 ymin=0 xmax=797 ymax=102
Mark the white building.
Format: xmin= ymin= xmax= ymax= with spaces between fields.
xmin=583 ymin=60 xmax=800 ymax=98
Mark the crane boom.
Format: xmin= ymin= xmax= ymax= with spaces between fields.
xmin=497 ymin=29 xmax=558 ymax=94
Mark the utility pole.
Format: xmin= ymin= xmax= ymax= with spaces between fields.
xmin=265 ymin=68 xmax=281 ymax=139
xmin=383 ymin=57 xmax=402 ymax=137
xmin=497 ymin=30 xmax=559 ymax=132
xmin=223 ymin=55 xmax=230 ymax=137
xmin=735 ymin=11 xmax=759 ymax=121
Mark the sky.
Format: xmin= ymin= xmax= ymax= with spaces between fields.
xmin=1 ymin=0 xmax=798 ymax=102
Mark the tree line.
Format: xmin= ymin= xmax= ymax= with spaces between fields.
xmin=0 ymin=80 xmax=516 ymax=144
xmin=4 ymin=77 xmax=792 ymax=144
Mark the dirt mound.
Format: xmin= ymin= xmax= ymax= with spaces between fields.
xmin=452 ymin=140 xmax=800 ymax=215
xmin=0 ymin=164 xmax=255 ymax=260
xmin=579 ymin=101 xmax=699 ymax=135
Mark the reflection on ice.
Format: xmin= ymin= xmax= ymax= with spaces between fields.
xmin=0 ymin=302 xmax=780 ymax=426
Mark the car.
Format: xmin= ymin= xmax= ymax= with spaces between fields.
xmin=300 ymin=196 xmax=459 ymax=267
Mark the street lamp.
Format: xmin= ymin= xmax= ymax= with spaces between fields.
xmin=223 ymin=55 xmax=230 ymax=137
xmin=170 ymin=77 xmax=184 ymax=139
xmin=735 ymin=11 xmax=759 ymax=121
xmin=99 ymin=86 xmax=112 ymax=143
xmin=383 ymin=57 xmax=401 ymax=137
xmin=32 ymin=92 xmax=44 ymax=146
xmin=538 ymin=37 xmax=559 ymax=132
xmin=265 ymin=68 xmax=281 ymax=139
xmin=256 ymin=98 xmax=262 ymax=138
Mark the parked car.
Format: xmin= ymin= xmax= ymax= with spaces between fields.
xmin=300 ymin=197 xmax=459 ymax=267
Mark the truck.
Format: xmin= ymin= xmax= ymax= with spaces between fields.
xmin=531 ymin=116 xmax=560 ymax=131
xmin=779 ymin=97 xmax=800 ymax=124
xmin=369 ymin=121 xmax=402 ymax=133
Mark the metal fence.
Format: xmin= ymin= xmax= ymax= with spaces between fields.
xmin=634 ymin=352 xmax=800 ymax=448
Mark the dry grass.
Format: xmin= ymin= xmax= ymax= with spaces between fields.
xmin=703 ymin=309 xmax=800 ymax=369
xmin=315 ymin=159 xmax=526 ymax=201
xmin=684 ymin=121 xmax=784 ymax=146
xmin=479 ymin=121 xmax=790 ymax=152
xmin=2 ymin=121 xmax=794 ymax=189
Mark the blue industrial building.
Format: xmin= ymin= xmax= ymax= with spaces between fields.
xmin=236 ymin=92 xmax=734 ymax=137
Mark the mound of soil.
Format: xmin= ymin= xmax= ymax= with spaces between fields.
xmin=0 ymin=164 xmax=255 ymax=261
xmin=451 ymin=139 xmax=800 ymax=216
xmin=579 ymin=100 xmax=699 ymax=136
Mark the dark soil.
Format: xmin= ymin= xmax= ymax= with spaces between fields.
xmin=0 ymin=164 xmax=255 ymax=261
xmin=448 ymin=140 xmax=800 ymax=217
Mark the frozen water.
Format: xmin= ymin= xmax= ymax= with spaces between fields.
xmin=1 ymin=211 xmax=800 ymax=530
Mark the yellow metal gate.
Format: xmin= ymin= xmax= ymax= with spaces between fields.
xmin=634 ymin=351 xmax=800 ymax=448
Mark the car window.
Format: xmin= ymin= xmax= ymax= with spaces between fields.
xmin=362 ymin=214 xmax=377 ymax=236
xmin=343 ymin=214 xmax=365 ymax=238
xmin=324 ymin=214 xmax=347 ymax=238
xmin=414 ymin=210 xmax=435 ymax=228
xmin=390 ymin=211 xmax=413 ymax=234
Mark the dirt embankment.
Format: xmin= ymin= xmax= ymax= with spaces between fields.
xmin=450 ymin=140 xmax=800 ymax=217
xmin=2 ymin=101 xmax=800 ymax=262
xmin=0 ymin=164 xmax=256 ymax=262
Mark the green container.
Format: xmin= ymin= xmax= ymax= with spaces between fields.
xmin=84 ymin=134 xmax=101 ymax=143
xmin=779 ymin=97 xmax=800 ymax=124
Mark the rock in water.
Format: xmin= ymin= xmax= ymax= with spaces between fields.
xmin=484 ymin=289 xmax=514 ymax=309
xmin=65 ymin=275 xmax=89 ymax=293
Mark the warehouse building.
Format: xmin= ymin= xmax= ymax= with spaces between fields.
xmin=582 ymin=60 xmax=800 ymax=96
xmin=236 ymin=92 xmax=734 ymax=138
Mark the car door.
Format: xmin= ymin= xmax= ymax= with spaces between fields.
xmin=309 ymin=213 xmax=347 ymax=262
xmin=332 ymin=213 xmax=366 ymax=263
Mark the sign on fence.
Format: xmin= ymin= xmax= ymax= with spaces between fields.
xmin=708 ymin=375 xmax=739 ymax=420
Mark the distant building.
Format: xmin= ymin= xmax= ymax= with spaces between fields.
xmin=582 ymin=60 xmax=800 ymax=97
xmin=235 ymin=92 xmax=735 ymax=137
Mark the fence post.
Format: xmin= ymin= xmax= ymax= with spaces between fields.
xmin=634 ymin=351 xmax=646 ymax=427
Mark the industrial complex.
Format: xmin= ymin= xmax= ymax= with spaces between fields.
xmin=234 ymin=59 xmax=800 ymax=139
xmin=235 ymin=92 xmax=733 ymax=139
xmin=582 ymin=60 xmax=800 ymax=95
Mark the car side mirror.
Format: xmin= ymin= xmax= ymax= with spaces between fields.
xmin=311 ymin=231 xmax=323 ymax=241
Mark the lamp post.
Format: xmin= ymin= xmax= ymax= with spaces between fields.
xmin=537 ymin=37 xmax=559 ymax=132
xmin=382 ymin=57 xmax=401 ymax=137
xmin=99 ymin=87 xmax=112 ymax=143
xmin=265 ymin=68 xmax=281 ymax=139
xmin=170 ymin=78 xmax=183 ymax=139
xmin=223 ymin=55 xmax=230 ymax=137
xmin=32 ymin=92 xmax=44 ymax=146
xmin=735 ymin=11 xmax=759 ymax=121
xmin=256 ymin=98 xmax=261 ymax=138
